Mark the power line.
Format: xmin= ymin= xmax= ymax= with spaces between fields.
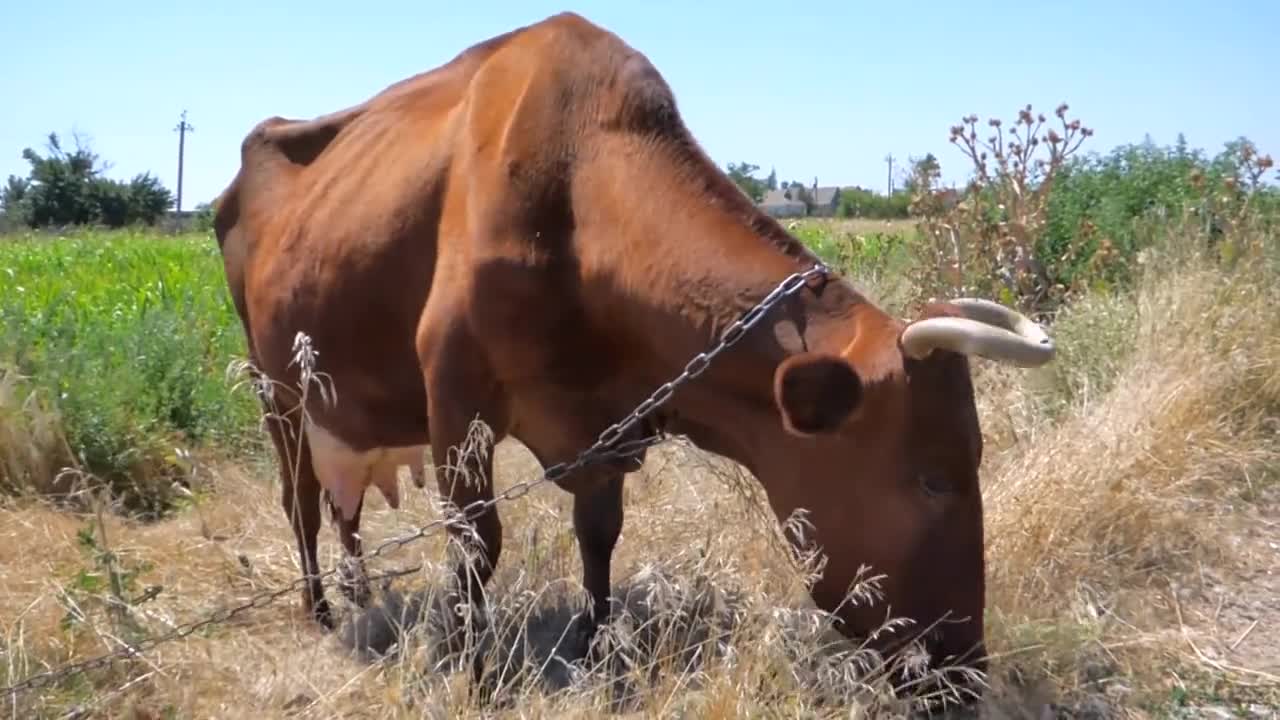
xmin=173 ymin=110 xmax=194 ymax=212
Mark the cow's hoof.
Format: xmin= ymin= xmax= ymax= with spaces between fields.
xmin=340 ymin=578 xmax=372 ymax=608
xmin=338 ymin=562 xmax=372 ymax=608
xmin=570 ymin=613 xmax=607 ymax=669
xmin=307 ymin=596 xmax=337 ymax=631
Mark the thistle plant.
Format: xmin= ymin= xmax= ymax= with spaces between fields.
xmin=910 ymin=102 xmax=1093 ymax=318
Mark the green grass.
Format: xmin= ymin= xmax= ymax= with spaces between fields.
xmin=784 ymin=218 xmax=920 ymax=312
xmin=0 ymin=228 xmax=258 ymax=517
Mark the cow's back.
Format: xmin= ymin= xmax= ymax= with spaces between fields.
xmin=212 ymin=10 xmax=688 ymax=466
xmin=211 ymin=20 xmax=541 ymax=451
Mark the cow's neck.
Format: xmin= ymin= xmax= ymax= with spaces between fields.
xmin=579 ymin=135 xmax=884 ymax=473
xmin=653 ymin=247 xmax=874 ymax=475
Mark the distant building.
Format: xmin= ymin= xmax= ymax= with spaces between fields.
xmin=934 ymin=187 xmax=961 ymax=210
xmin=758 ymin=189 xmax=808 ymax=218
xmin=807 ymin=185 xmax=842 ymax=217
xmin=758 ymin=180 xmax=843 ymax=218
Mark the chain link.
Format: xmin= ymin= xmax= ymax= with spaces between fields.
xmin=1 ymin=261 xmax=829 ymax=699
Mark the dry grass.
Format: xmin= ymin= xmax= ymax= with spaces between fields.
xmin=824 ymin=218 xmax=918 ymax=236
xmin=2 ymin=223 xmax=1278 ymax=718
xmin=974 ymin=238 xmax=1280 ymax=713
xmin=1 ymin=443 xmax=945 ymax=719
xmin=0 ymin=366 xmax=76 ymax=498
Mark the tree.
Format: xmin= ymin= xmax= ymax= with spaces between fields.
xmin=901 ymin=153 xmax=941 ymax=194
xmin=1 ymin=176 xmax=30 ymax=214
xmin=725 ymin=161 xmax=768 ymax=202
xmin=2 ymin=131 xmax=174 ymax=229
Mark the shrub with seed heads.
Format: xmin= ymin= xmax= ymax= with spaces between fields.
xmin=914 ymin=102 xmax=1094 ymax=317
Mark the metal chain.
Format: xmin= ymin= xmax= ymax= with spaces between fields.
xmin=1 ymin=261 xmax=830 ymax=699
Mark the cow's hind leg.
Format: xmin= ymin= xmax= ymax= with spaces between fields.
xmin=433 ymin=432 xmax=501 ymax=616
xmin=264 ymin=407 xmax=333 ymax=629
xmin=422 ymin=329 xmax=507 ymax=633
xmin=329 ymin=492 xmax=371 ymax=607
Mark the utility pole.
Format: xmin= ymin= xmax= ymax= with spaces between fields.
xmin=173 ymin=110 xmax=194 ymax=212
xmin=884 ymin=153 xmax=894 ymax=195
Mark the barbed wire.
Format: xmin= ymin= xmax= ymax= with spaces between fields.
xmin=1 ymin=261 xmax=830 ymax=699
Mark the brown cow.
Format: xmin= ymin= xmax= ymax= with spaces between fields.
xmin=212 ymin=11 xmax=1052 ymax=691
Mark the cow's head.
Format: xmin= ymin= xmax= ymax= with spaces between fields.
xmin=763 ymin=297 xmax=1053 ymax=691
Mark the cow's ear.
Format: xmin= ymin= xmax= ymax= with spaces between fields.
xmin=773 ymin=353 xmax=863 ymax=436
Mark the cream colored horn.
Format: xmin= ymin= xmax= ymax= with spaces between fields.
xmin=900 ymin=298 xmax=1054 ymax=368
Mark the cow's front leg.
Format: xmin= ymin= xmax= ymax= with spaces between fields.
xmin=518 ymin=408 xmax=647 ymax=665
xmin=572 ymin=472 xmax=625 ymax=653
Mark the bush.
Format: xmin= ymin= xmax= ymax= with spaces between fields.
xmin=1042 ymin=135 xmax=1279 ymax=290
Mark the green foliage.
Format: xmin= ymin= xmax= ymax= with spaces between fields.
xmin=191 ymin=201 xmax=216 ymax=232
xmin=835 ymin=187 xmax=912 ymax=219
xmin=726 ymin=161 xmax=768 ymax=202
xmin=59 ymin=511 xmax=159 ymax=643
xmin=789 ymin=222 xmax=912 ymax=278
xmin=900 ymin=154 xmax=941 ymax=195
xmin=1040 ymin=135 xmax=1279 ymax=288
xmin=0 ymin=229 xmax=258 ymax=517
xmin=1 ymin=132 xmax=174 ymax=230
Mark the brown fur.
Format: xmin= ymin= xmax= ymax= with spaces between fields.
xmin=213 ymin=11 xmax=994 ymax=689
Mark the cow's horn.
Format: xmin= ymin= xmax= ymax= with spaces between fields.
xmin=900 ymin=298 xmax=1054 ymax=368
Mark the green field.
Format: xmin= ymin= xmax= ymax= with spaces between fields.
xmin=2 ymin=138 xmax=1279 ymax=718
xmin=0 ymin=230 xmax=260 ymax=515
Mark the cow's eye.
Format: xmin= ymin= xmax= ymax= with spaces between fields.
xmin=920 ymin=472 xmax=953 ymax=497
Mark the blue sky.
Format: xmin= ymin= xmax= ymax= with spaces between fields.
xmin=2 ymin=1 xmax=1276 ymax=209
